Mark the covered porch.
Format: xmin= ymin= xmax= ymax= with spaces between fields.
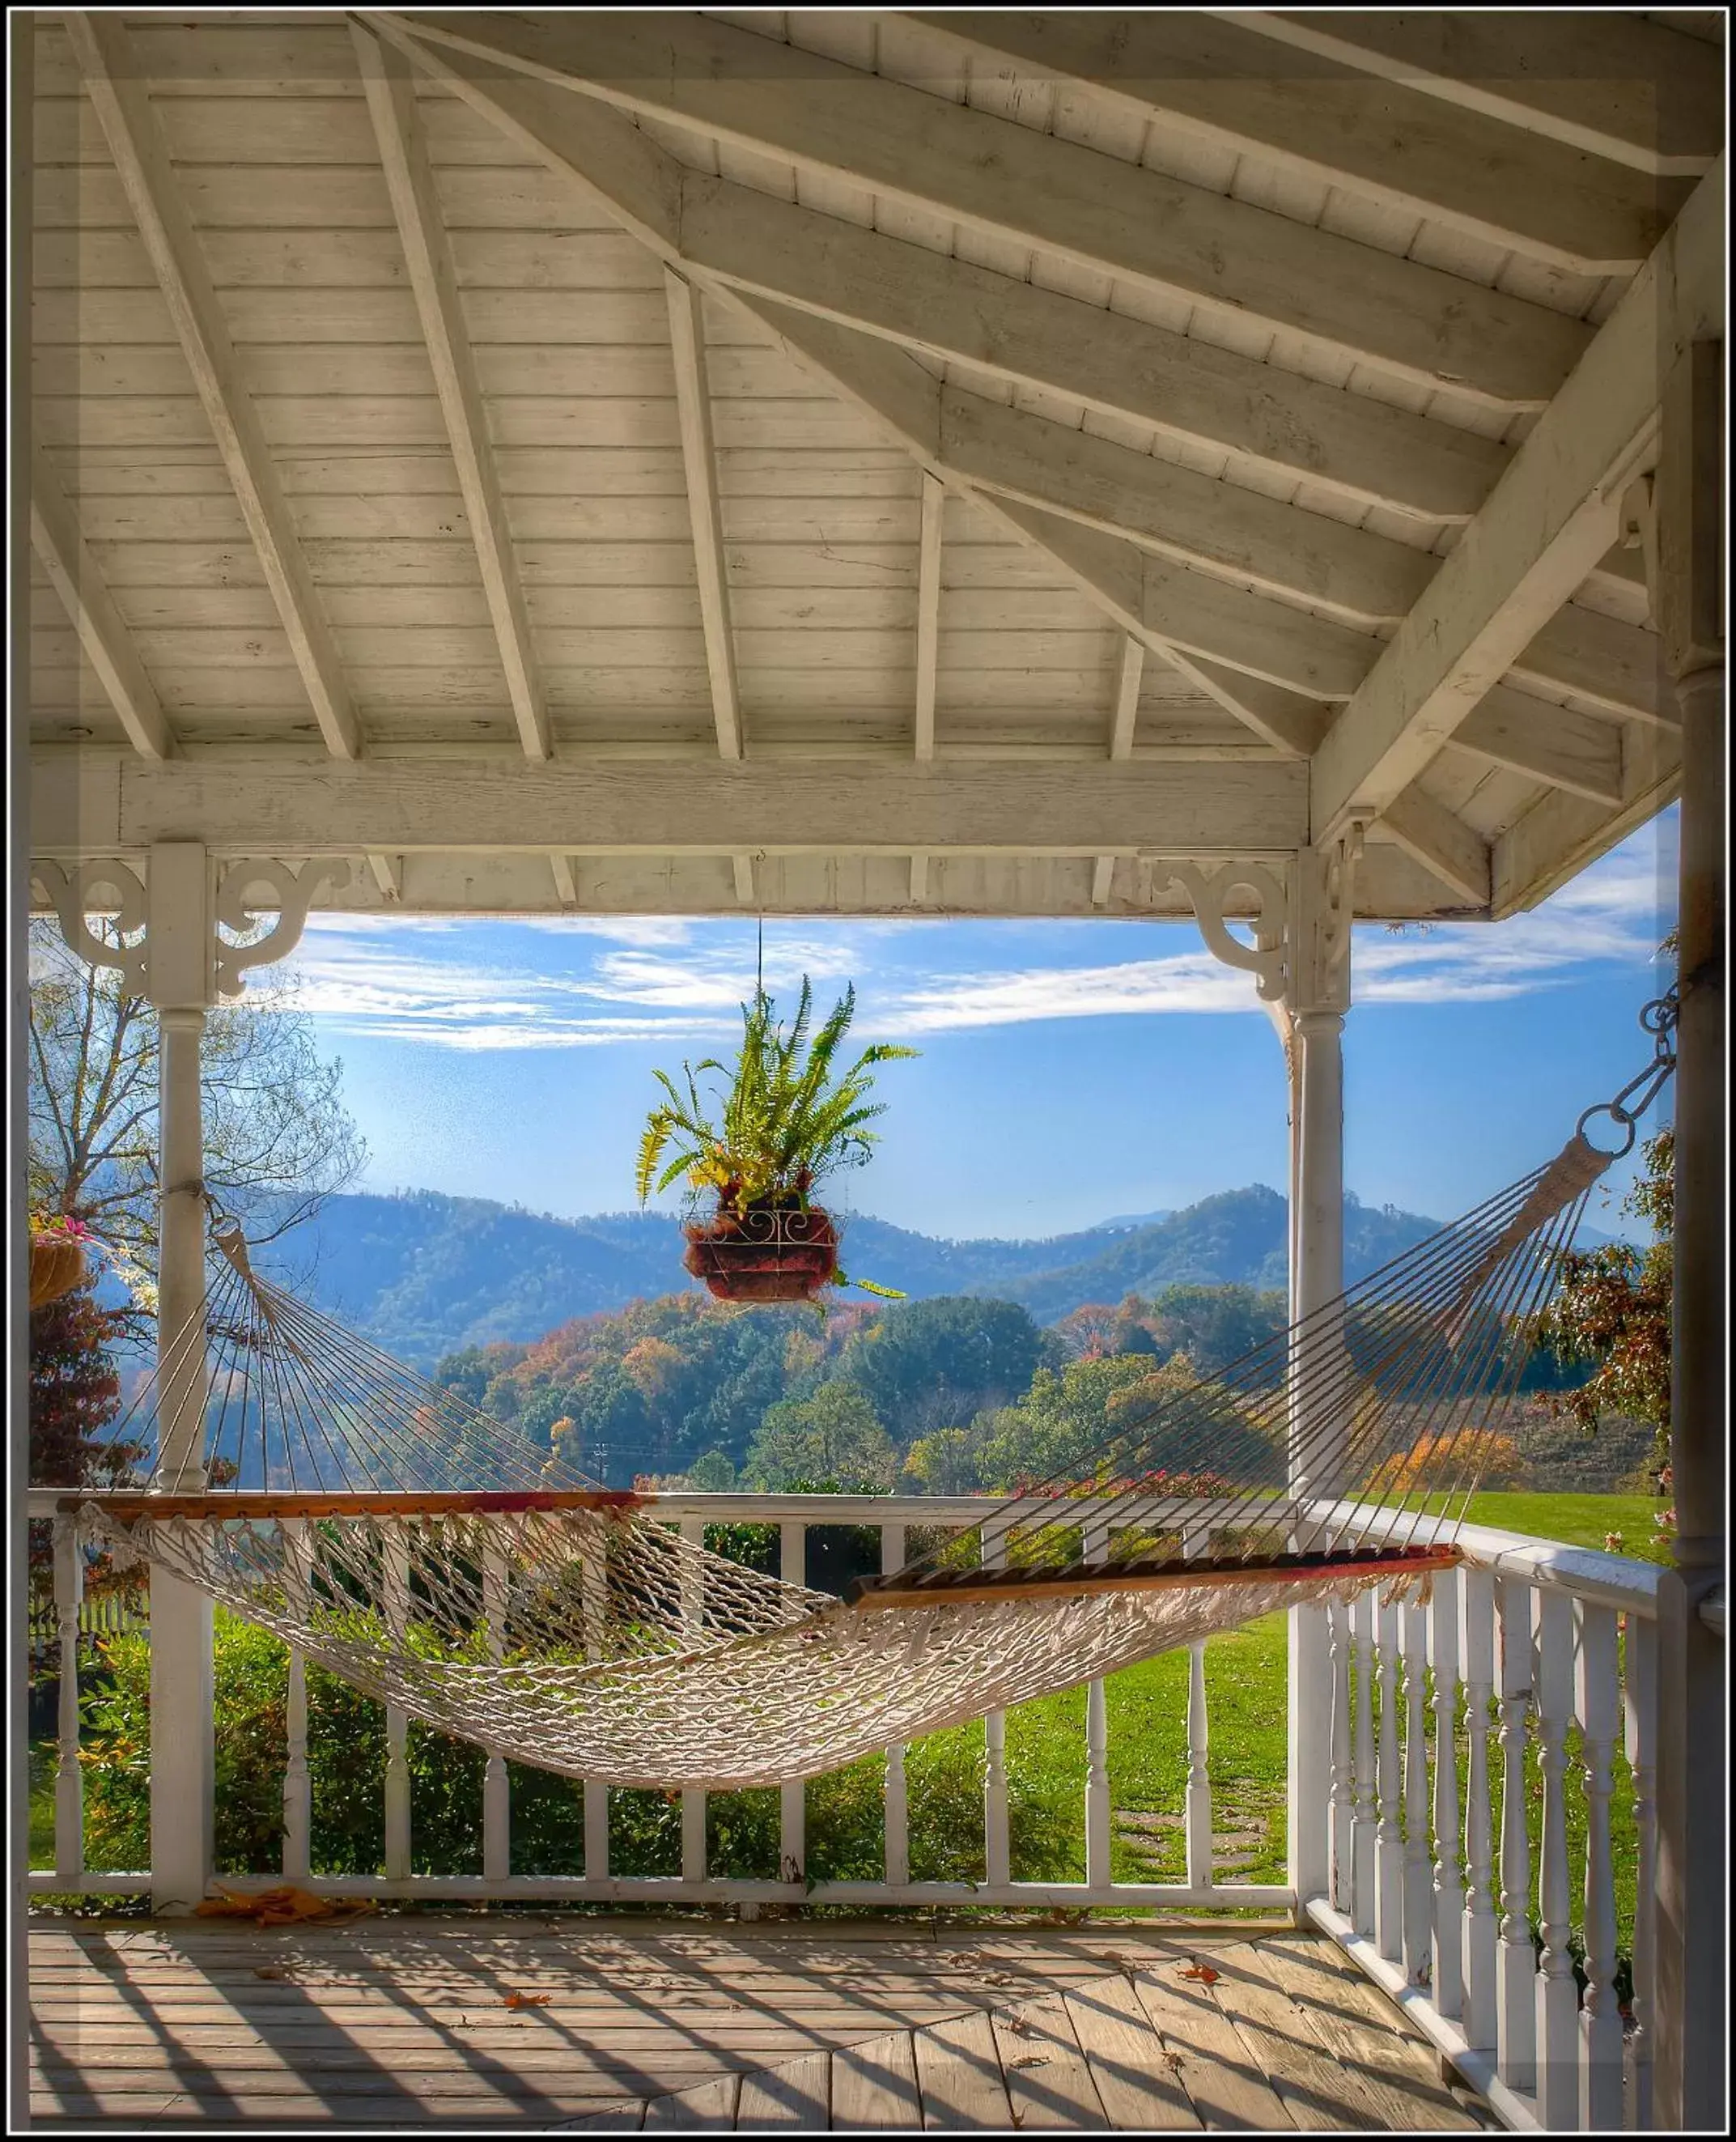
xmin=19 ymin=7 xmax=1725 ymax=2133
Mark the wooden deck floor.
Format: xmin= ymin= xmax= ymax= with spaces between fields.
xmin=30 ymin=1913 xmax=1494 ymax=2131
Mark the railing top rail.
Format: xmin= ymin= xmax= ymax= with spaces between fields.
xmin=1309 ymin=1498 xmax=1662 ymax=1617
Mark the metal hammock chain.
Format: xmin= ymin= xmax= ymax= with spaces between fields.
xmin=1577 ymin=977 xmax=1681 ymax=1158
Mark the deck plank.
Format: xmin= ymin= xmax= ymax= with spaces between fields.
xmin=641 ymin=2076 xmax=740 ymax=2130
xmin=830 ymin=2030 xmax=923 ymax=2129
xmin=735 ymin=2050 xmax=830 ymax=2130
xmin=1129 ymin=1960 xmax=1297 ymax=2131
xmin=991 ymin=2000 xmax=1109 ymax=2131
xmin=1202 ymin=1943 xmax=1396 ymax=2132
xmin=1063 ymin=1975 xmax=1202 ymax=2131
xmin=910 ymin=2009 xmax=1012 ymax=2131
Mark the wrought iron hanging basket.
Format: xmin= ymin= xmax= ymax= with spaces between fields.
xmin=681 ymin=1204 xmax=840 ymax=1303
xmin=29 ymin=1233 xmax=88 ymax=1309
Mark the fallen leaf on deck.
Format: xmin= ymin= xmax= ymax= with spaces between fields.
xmin=1009 ymin=2055 xmax=1051 ymax=2070
xmin=197 ymin=1884 xmax=376 ymax=1929
xmin=251 ymin=1966 xmax=295 ymax=1982
xmin=504 ymin=1990 xmax=553 ymax=2008
xmin=1008 ymin=2017 xmax=1035 ymax=2037
xmin=1179 ymin=1963 xmax=1220 ymax=1984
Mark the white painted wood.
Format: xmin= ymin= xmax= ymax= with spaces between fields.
xmin=1351 ymin=1587 xmax=1377 ymax=1941
xmin=1494 ymin=1577 xmax=1539 ymax=2095
xmin=779 ymin=1521 xmax=805 ymax=1885
xmin=282 ymin=1522 xmax=312 ymax=1883
xmin=33 ymin=753 xmax=1309 ymax=860
xmin=1373 ymin=789 xmax=1492 ymax=908
xmin=482 ymin=1540 xmax=510 ymax=1884
xmin=1182 ymin=1520 xmax=1214 ymax=1895
xmin=398 ymin=10 xmax=1591 ymax=406
xmin=351 ymin=21 xmax=549 ymax=764
xmin=1326 ymin=1599 xmax=1352 ymax=1912
xmin=981 ymin=1521 xmax=1012 ymax=1889
xmin=913 ymin=473 xmax=942 ymax=763
xmin=879 ymin=1523 xmax=909 ymax=1889
xmin=382 ymin=1532 xmax=412 ymax=1885
xmin=1457 ymin=1568 xmax=1499 ymax=2055
xmin=674 ymin=169 xmax=1510 ymax=520
xmin=1374 ymin=1597 xmax=1404 ymax=1964
xmin=1312 ymin=162 xmax=1722 ymax=834
xmin=52 ymin=1518 xmax=84 ymax=1885
xmin=1081 ymin=1519 xmax=1112 ymax=1893
xmin=1401 ymin=1603 xmax=1433 ymax=1991
xmin=1236 ymin=9 xmax=1724 ymax=176
xmin=1623 ymin=1613 xmax=1658 ymax=2130
xmin=678 ymin=1518 xmax=708 ymax=1886
xmin=1090 ymin=637 xmax=1144 ymax=907
xmin=549 ymin=854 xmax=577 ymax=908
xmin=364 ymin=852 xmax=401 ymax=903
xmin=1448 ymin=686 xmax=1624 ymax=805
xmin=906 ymin=10 xmax=1683 ymax=273
xmin=1573 ymin=1600 xmax=1624 ymax=2131
xmin=1515 ymin=606 xmax=1678 ymax=729
xmin=31 ymin=449 xmax=172 ymax=761
xmin=1427 ymin=1570 xmax=1465 ymax=2024
xmin=1532 ymin=1587 xmax=1578 ymax=2127
xmin=664 ymin=269 xmax=743 ymax=764
xmin=64 ymin=14 xmax=359 ymax=762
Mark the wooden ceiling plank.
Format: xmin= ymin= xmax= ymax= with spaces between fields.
xmin=914 ymin=473 xmax=944 ymax=766
xmin=1511 ymin=606 xmax=1676 ymax=727
xmin=1091 ymin=635 xmax=1145 ymax=907
xmin=1235 ymin=10 xmax=1725 ymax=177
xmin=1373 ymin=789 xmax=1493 ymax=908
xmin=33 ymin=754 xmax=1310 ymax=860
xmin=30 ymin=450 xmax=175 ymax=763
xmin=907 ymin=11 xmax=1683 ymax=274
xmin=350 ymin=21 xmax=550 ymax=764
xmin=1309 ymin=161 xmax=1722 ymax=839
xmin=1446 ymin=686 xmax=1625 ymax=805
xmin=383 ymin=9 xmax=1591 ymax=409
xmin=64 ymin=12 xmax=360 ymax=763
xmin=664 ymin=267 xmax=744 ymax=763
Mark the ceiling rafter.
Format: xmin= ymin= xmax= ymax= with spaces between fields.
xmin=30 ymin=448 xmax=174 ymax=763
xmin=1233 ymin=10 xmax=1723 ymax=176
xmin=1371 ymin=788 xmax=1492 ymax=909
xmin=385 ymin=9 xmax=1591 ymax=410
xmin=1090 ymin=640 xmax=1146 ymax=908
xmin=906 ymin=10 xmax=1683 ymax=274
xmin=64 ymin=11 xmax=360 ymax=763
xmin=1311 ymin=161 xmax=1722 ymax=839
xmin=1445 ymin=688 xmax=1625 ymax=808
xmin=350 ymin=19 xmax=550 ymax=765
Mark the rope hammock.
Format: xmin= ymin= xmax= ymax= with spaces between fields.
xmin=56 ymin=1103 xmax=1634 ymax=1790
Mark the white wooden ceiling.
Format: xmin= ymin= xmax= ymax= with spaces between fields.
xmin=25 ymin=10 xmax=1725 ymax=921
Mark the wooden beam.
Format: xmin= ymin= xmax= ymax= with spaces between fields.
xmin=550 ymin=853 xmax=577 ymax=908
xmin=1311 ymin=162 xmax=1724 ymax=839
xmin=1446 ymin=687 xmax=1625 ymax=805
xmin=31 ymin=754 xmax=1309 ymax=861
xmin=1512 ymin=606 xmax=1676 ymax=727
xmin=387 ymin=10 xmax=1590 ymax=408
xmin=673 ymin=170 xmax=1509 ymax=523
xmin=1238 ymin=11 xmax=1724 ymax=176
xmin=350 ymin=22 xmax=549 ymax=763
xmin=1492 ymin=729 xmax=1681 ymax=916
xmin=1091 ymin=638 xmax=1145 ymax=907
xmin=732 ymin=852 xmax=756 ymax=907
xmin=909 ymin=11 xmax=1685 ymax=274
xmin=30 ymin=449 xmax=173 ymax=761
xmin=913 ymin=473 xmax=944 ymax=766
xmin=365 ymin=852 xmax=402 ymax=903
xmin=1373 ymin=789 xmax=1492 ymax=909
xmin=66 ymin=13 xmax=359 ymax=763
xmin=664 ymin=267 xmax=743 ymax=763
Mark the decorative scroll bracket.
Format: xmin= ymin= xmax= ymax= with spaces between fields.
xmin=31 ymin=859 xmax=150 ymax=994
xmin=1151 ymin=833 xmax=1362 ymax=1017
xmin=1154 ymin=861 xmax=1291 ymax=1002
xmin=212 ymin=857 xmax=350 ymax=1000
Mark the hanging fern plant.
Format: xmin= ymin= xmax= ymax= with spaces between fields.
xmin=637 ymin=978 xmax=916 ymax=1302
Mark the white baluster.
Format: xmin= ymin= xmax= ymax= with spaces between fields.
xmin=779 ymin=1520 xmax=806 ymax=1885
xmin=581 ymin=1523 xmax=608 ymax=1885
xmin=983 ymin=1517 xmax=1010 ymax=1889
xmin=881 ymin=1523 xmax=909 ymax=1889
xmin=1574 ymin=1600 xmax=1623 ymax=2131
xmin=1084 ymin=1519 xmax=1111 ymax=1894
xmin=382 ymin=1527 xmax=411 ymax=1882
xmin=53 ymin=1517 xmax=83 ymax=1884
xmin=482 ymin=1536 xmax=510 ymax=1884
xmin=1458 ymin=1567 xmax=1498 ymax=2054
xmin=281 ymin=1519 xmax=312 ymax=1882
xmin=679 ymin=1518 xmax=707 ymax=1886
xmin=1623 ymin=1614 xmax=1657 ymax=2132
xmin=1375 ymin=1595 xmax=1403 ymax=1962
xmin=1428 ymin=1568 xmax=1464 ymax=2022
xmin=1351 ymin=1587 xmax=1377 ymax=1939
xmin=1184 ymin=1520 xmax=1212 ymax=1893
xmin=1533 ymin=1587 xmax=1577 ymax=2128
xmin=1402 ymin=1600 xmax=1433 ymax=1989
xmin=1495 ymin=1576 xmax=1538 ymax=2095
xmin=1327 ymin=1597 xmax=1353 ymax=1911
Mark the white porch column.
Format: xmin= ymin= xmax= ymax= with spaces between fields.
xmin=1649 ymin=340 xmax=1725 ymax=2133
xmin=146 ymin=841 xmax=216 ymax=1912
xmin=1283 ymin=840 xmax=1356 ymax=1910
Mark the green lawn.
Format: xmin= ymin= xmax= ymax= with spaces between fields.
xmin=1455 ymin=1490 xmax=1671 ymax=1562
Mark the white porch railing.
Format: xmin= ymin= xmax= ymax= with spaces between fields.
xmin=27 ymin=1490 xmax=1699 ymax=2131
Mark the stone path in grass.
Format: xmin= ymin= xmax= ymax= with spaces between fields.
xmin=1114 ymin=1804 xmax=1275 ymax=1876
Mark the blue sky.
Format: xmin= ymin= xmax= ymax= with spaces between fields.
xmin=280 ymin=811 xmax=1679 ymax=1243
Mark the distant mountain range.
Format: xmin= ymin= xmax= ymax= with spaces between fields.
xmin=265 ymin=1182 xmax=1597 ymax=1370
